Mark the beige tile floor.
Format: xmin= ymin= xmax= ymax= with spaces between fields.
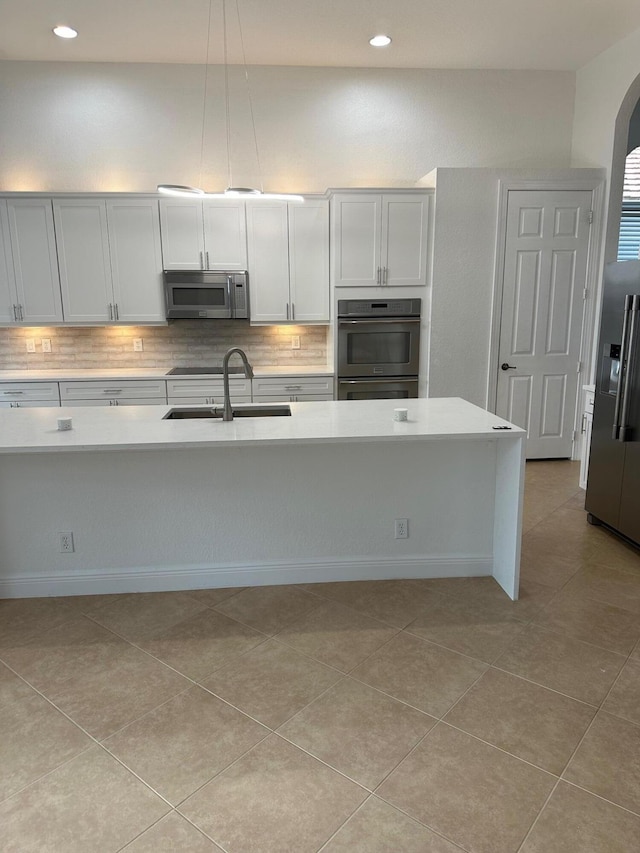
xmin=1 ymin=460 xmax=640 ymax=852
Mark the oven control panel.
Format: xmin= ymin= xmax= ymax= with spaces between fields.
xmin=337 ymin=299 xmax=421 ymax=318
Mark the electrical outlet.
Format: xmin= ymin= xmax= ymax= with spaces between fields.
xmin=133 ymin=338 xmax=144 ymax=352
xmin=59 ymin=532 xmax=75 ymax=553
xmin=26 ymin=339 xmax=36 ymax=353
xmin=41 ymin=338 xmax=52 ymax=353
xmin=394 ymin=518 xmax=408 ymax=539
xmin=291 ymin=335 xmax=300 ymax=350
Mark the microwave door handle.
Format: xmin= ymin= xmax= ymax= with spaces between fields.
xmin=227 ymin=275 xmax=233 ymax=318
xmin=613 ymin=294 xmax=633 ymax=439
xmin=618 ymin=294 xmax=640 ymax=442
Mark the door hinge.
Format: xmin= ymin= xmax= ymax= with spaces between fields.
xmin=583 ymin=287 xmax=588 ymax=301
xmin=588 ymin=210 xmax=594 ymax=225
xmin=572 ymin=429 xmax=577 ymax=442
xmin=576 ymin=360 xmax=582 ymax=373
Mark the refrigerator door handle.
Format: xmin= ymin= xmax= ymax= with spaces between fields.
xmin=612 ymin=294 xmax=633 ymax=439
xmin=618 ymin=294 xmax=640 ymax=442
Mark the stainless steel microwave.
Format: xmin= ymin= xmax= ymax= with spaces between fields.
xmin=163 ymin=270 xmax=249 ymax=319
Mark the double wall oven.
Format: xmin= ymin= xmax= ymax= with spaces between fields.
xmin=337 ymin=299 xmax=421 ymax=400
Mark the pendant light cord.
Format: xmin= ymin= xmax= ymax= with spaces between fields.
xmin=234 ymin=0 xmax=264 ymax=193
xmin=199 ymin=0 xmax=214 ymax=190
xmin=223 ymin=0 xmax=233 ymax=189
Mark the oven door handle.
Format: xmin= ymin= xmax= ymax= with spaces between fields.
xmin=338 ymin=318 xmax=421 ymax=325
xmin=338 ymin=378 xmax=417 ymax=385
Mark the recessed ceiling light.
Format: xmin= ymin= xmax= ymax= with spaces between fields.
xmin=53 ymin=25 xmax=78 ymax=39
xmin=369 ymin=35 xmax=392 ymax=47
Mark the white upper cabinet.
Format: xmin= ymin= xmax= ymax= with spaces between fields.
xmin=247 ymin=202 xmax=290 ymax=323
xmin=159 ymin=199 xmax=247 ymax=270
xmin=332 ymin=192 xmax=430 ymax=287
xmin=54 ymin=198 xmax=164 ymax=323
xmin=107 ymin=200 xmax=164 ymax=322
xmin=54 ymin=199 xmax=112 ymax=323
xmin=247 ymin=198 xmax=329 ymax=324
xmin=0 ymin=201 xmax=17 ymax=324
xmin=5 ymin=198 xmax=63 ymax=323
xmin=289 ymin=200 xmax=330 ymax=322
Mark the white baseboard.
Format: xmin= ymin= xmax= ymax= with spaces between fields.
xmin=0 ymin=554 xmax=493 ymax=598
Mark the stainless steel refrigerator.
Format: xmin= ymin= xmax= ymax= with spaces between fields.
xmin=586 ymin=260 xmax=640 ymax=544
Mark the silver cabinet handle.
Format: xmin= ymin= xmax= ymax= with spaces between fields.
xmin=102 ymin=388 xmax=123 ymax=393
xmin=114 ymin=303 xmax=119 ymax=321
xmin=18 ymin=304 xmax=23 ymax=321
xmin=383 ymin=266 xmax=388 ymax=285
xmin=286 ymin=303 xmax=290 ymax=320
xmin=227 ymin=275 xmax=233 ymax=318
xmin=376 ymin=267 xmax=381 ymax=285
xmin=291 ymin=302 xmax=295 ymax=320
xmin=619 ymin=294 xmax=640 ymax=442
xmin=613 ymin=295 xmax=633 ymax=439
xmin=12 ymin=305 xmax=17 ymax=321
xmin=284 ymin=385 xmax=302 ymax=390
xmin=206 ymin=251 xmax=210 ymax=269
xmin=108 ymin=303 xmax=113 ymax=321
xmin=200 ymin=251 xmax=204 ymax=269
xmin=4 ymin=390 xmax=24 ymax=395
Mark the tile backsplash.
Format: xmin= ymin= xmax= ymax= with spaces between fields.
xmin=0 ymin=322 xmax=329 ymax=370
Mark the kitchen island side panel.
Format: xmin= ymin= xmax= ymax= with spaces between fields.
xmin=0 ymin=437 xmax=519 ymax=597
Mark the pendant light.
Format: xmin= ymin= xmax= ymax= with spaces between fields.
xmin=158 ymin=0 xmax=302 ymax=202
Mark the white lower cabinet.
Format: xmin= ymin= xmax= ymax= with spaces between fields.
xmin=252 ymin=375 xmax=334 ymax=403
xmin=166 ymin=378 xmax=251 ymax=406
xmin=0 ymin=382 xmax=60 ymax=405
xmin=579 ymin=388 xmax=595 ymax=490
xmin=59 ymin=380 xmax=167 ymax=407
xmin=0 ymin=400 xmax=60 ymax=408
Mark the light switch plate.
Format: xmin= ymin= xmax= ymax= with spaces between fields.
xmin=133 ymin=338 xmax=144 ymax=352
xmin=291 ymin=335 xmax=300 ymax=350
xmin=26 ymin=339 xmax=36 ymax=353
xmin=41 ymin=339 xmax=52 ymax=353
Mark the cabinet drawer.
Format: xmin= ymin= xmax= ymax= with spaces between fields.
xmin=252 ymin=376 xmax=333 ymax=397
xmin=59 ymin=380 xmax=167 ymax=401
xmin=0 ymin=399 xmax=60 ymax=408
xmin=167 ymin=394 xmax=252 ymax=406
xmin=166 ymin=378 xmax=251 ymax=398
xmin=60 ymin=397 xmax=166 ymax=407
xmin=0 ymin=381 xmax=60 ymax=402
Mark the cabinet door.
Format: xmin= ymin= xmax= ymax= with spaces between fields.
xmin=246 ymin=202 xmax=290 ymax=322
xmin=107 ymin=200 xmax=165 ymax=322
xmin=289 ymin=200 xmax=329 ymax=322
xmin=159 ymin=200 xmax=205 ymax=270
xmin=381 ymin=194 xmax=429 ymax=287
xmin=0 ymin=201 xmax=18 ymax=323
xmin=54 ymin=199 xmax=112 ymax=323
xmin=203 ymin=201 xmax=247 ymax=270
xmin=332 ymin=194 xmax=381 ymax=287
xmin=6 ymin=199 xmax=63 ymax=323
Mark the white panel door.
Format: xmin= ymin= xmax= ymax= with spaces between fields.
xmin=203 ymin=201 xmax=247 ymax=270
xmin=159 ymin=200 xmax=205 ymax=270
xmin=54 ymin=199 xmax=112 ymax=323
xmin=0 ymin=201 xmax=18 ymax=323
xmin=496 ymin=190 xmax=592 ymax=458
xmin=107 ymin=200 xmax=165 ymax=322
xmin=382 ymin=194 xmax=429 ymax=286
xmin=332 ymin=194 xmax=381 ymax=286
xmin=6 ymin=199 xmax=63 ymax=323
xmin=289 ymin=199 xmax=329 ymax=322
xmin=246 ymin=202 xmax=290 ymax=322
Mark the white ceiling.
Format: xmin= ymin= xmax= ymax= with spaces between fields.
xmin=1 ymin=0 xmax=640 ymax=71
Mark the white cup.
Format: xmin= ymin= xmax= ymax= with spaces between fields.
xmin=57 ymin=416 xmax=73 ymax=431
xmin=393 ymin=407 xmax=408 ymax=422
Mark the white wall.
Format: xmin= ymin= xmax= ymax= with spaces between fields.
xmin=0 ymin=61 xmax=576 ymax=193
xmin=572 ymin=26 xmax=640 ymax=259
xmin=428 ymin=168 xmax=604 ymax=409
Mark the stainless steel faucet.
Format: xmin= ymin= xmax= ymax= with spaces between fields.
xmin=222 ymin=347 xmax=254 ymax=421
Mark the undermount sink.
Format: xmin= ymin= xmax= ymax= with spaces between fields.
xmin=163 ymin=404 xmax=292 ymax=420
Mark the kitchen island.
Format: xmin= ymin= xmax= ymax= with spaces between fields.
xmin=0 ymin=398 xmax=525 ymax=600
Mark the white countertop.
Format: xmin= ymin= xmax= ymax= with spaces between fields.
xmin=0 ymin=398 xmax=525 ymax=454
xmin=0 ymin=365 xmax=333 ymax=382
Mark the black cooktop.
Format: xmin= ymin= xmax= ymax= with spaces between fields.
xmin=166 ymin=366 xmax=244 ymax=376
